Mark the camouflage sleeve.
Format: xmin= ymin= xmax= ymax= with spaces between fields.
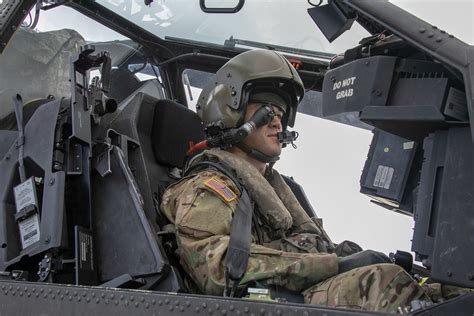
xmin=161 ymin=170 xmax=339 ymax=296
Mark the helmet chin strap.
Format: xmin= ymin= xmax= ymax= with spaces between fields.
xmin=236 ymin=143 xmax=280 ymax=164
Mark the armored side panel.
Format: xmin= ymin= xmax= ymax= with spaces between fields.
xmin=106 ymin=93 xmax=168 ymax=228
xmin=92 ymin=146 xmax=168 ymax=283
xmin=412 ymin=127 xmax=474 ymax=288
xmin=0 ymin=100 xmax=66 ymax=269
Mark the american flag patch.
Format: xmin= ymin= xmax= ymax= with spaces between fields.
xmin=204 ymin=177 xmax=237 ymax=203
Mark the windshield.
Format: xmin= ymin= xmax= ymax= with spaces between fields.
xmin=97 ymin=0 xmax=369 ymax=55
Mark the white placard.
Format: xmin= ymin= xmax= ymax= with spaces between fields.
xmin=374 ymin=165 xmax=394 ymax=190
xmin=13 ymin=177 xmax=38 ymax=212
xmin=19 ymin=214 xmax=40 ymax=249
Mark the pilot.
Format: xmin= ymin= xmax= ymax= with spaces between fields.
xmin=160 ymin=49 xmax=432 ymax=312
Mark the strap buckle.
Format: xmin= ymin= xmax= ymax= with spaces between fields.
xmin=223 ymin=270 xmax=239 ymax=297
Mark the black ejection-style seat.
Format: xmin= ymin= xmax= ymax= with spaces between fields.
xmin=91 ymin=92 xmax=205 ymax=291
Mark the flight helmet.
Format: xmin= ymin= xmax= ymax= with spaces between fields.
xmin=197 ymin=49 xmax=304 ymax=134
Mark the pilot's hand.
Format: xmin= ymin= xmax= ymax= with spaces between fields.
xmin=337 ymin=250 xmax=392 ymax=273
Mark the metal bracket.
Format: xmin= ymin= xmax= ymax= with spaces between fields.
xmin=37 ymin=253 xmax=53 ymax=282
xmin=106 ymin=129 xmax=139 ymax=165
xmin=92 ymin=144 xmax=112 ymax=177
xmin=67 ymin=142 xmax=83 ymax=175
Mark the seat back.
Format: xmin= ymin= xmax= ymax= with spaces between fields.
xmin=93 ymin=93 xmax=204 ymax=290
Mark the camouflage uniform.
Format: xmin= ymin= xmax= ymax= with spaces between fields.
xmin=161 ymin=149 xmax=431 ymax=312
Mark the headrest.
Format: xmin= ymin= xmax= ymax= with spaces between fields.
xmin=152 ymin=100 xmax=205 ymax=168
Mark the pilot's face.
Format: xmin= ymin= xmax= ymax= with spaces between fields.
xmin=242 ymin=102 xmax=284 ymax=158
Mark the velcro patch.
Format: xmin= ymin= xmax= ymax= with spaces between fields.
xmin=204 ymin=177 xmax=237 ymax=203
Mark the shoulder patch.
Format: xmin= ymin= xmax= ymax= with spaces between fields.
xmin=204 ymin=177 xmax=237 ymax=203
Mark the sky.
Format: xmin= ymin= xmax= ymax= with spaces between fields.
xmin=33 ymin=1 xmax=473 ymax=257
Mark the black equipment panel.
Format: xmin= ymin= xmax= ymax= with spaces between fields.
xmin=412 ymin=127 xmax=474 ymax=288
xmin=360 ymin=129 xmax=418 ymax=215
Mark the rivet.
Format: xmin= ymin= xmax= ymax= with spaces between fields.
xmin=153 ymin=299 xmax=157 ymax=305
xmin=215 ymin=303 xmax=220 ymax=310
xmin=96 ymin=298 xmax=100 ymax=304
xmin=35 ymin=293 xmax=39 ymax=298
xmin=229 ymin=305 xmax=235 ymax=311
xmin=48 ymin=289 xmax=52 ymax=293
xmin=1 ymin=286 xmax=4 ymax=290
xmin=440 ymin=30 xmax=446 ymax=34
xmin=77 ymin=297 xmax=81 ymax=302
xmin=135 ymin=302 xmax=139 ymax=308
xmin=276 ymin=310 xmax=282 ymax=316
xmin=202 ymin=303 xmax=207 ymax=308
xmin=60 ymin=295 xmax=64 ymax=300
xmin=447 ymin=270 xmax=453 ymax=277
xmin=428 ymin=33 xmax=434 ymax=38
xmin=105 ymin=299 xmax=109 ymax=305
xmin=82 ymin=292 xmax=86 ymax=297
xmin=130 ymin=295 xmax=134 ymax=301
xmin=52 ymin=294 xmax=56 ymax=299
xmin=169 ymin=306 xmax=174 ymax=311
xmin=145 ymin=303 xmax=149 ymax=309
xmin=56 ymin=290 xmax=60 ymax=294
xmin=236 ymin=311 xmax=241 ymax=316
xmin=32 ymin=288 xmax=35 ymax=292
xmin=195 ymin=307 xmax=201 ymax=313
xmin=244 ymin=306 xmax=249 ymax=313
xmin=208 ymin=308 xmax=214 ymax=314
xmin=86 ymin=297 xmax=90 ymax=303
xmin=175 ymin=300 xmax=180 ymax=306
xmin=74 ymin=291 xmax=78 ymax=296
xmin=140 ymin=297 xmax=145 ymax=302
xmin=101 ymin=293 xmax=105 ymax=298
xmin=468 ymin=274 xmax=474 ymax=280
xmin=120 ymin=295 xmax=124 ymax=300
xmin=432 ymin=25 xmax=438 ymax=29
xmin=91 ymin=293 xmax=96 ymax=297
xmin=114 ymin=300 xmax=119 ymax=306
xmin=260 ymin=308 xmax=265 ymax=315
xmin=124 ymin=300 xmax=129 ymax=306
xmin=222 ymin=309 xmax=227 ymax=315
xmin=165 ymin=298 xmax=170 ymax=305
xmin=180 ymin=306 xmax=184 ymax=312
xmin=19 ymin=292 xmax=23 ymax=297
xmin=49 ymin=178 xmax=55 ymax=185
xmin=185 ymin=301 xmax=191 ymax=307
xmin=448 ymin=34 xmax=454 ymax=38
xmin=436 ymin=37 xmax=442 ymax=42
xmin=16 ymin=286 xmax=20 ymax=291
xmin=68 ymin=296 xmax=72 ymax=301
xmin=419 ymin=27 xmax=426 ymax=33
xmin=303 ymin=312 xmax=309 ymax=316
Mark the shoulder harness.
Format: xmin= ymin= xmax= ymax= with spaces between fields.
xmin=185 ymin=160 xmax=252 ymax=297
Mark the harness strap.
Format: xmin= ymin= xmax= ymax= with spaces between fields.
xmin=185 ymin=160 xmax=252 ymax=297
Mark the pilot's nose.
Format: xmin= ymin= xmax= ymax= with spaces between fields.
xmin=269 ymin=114 xmax=282 ymax=131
